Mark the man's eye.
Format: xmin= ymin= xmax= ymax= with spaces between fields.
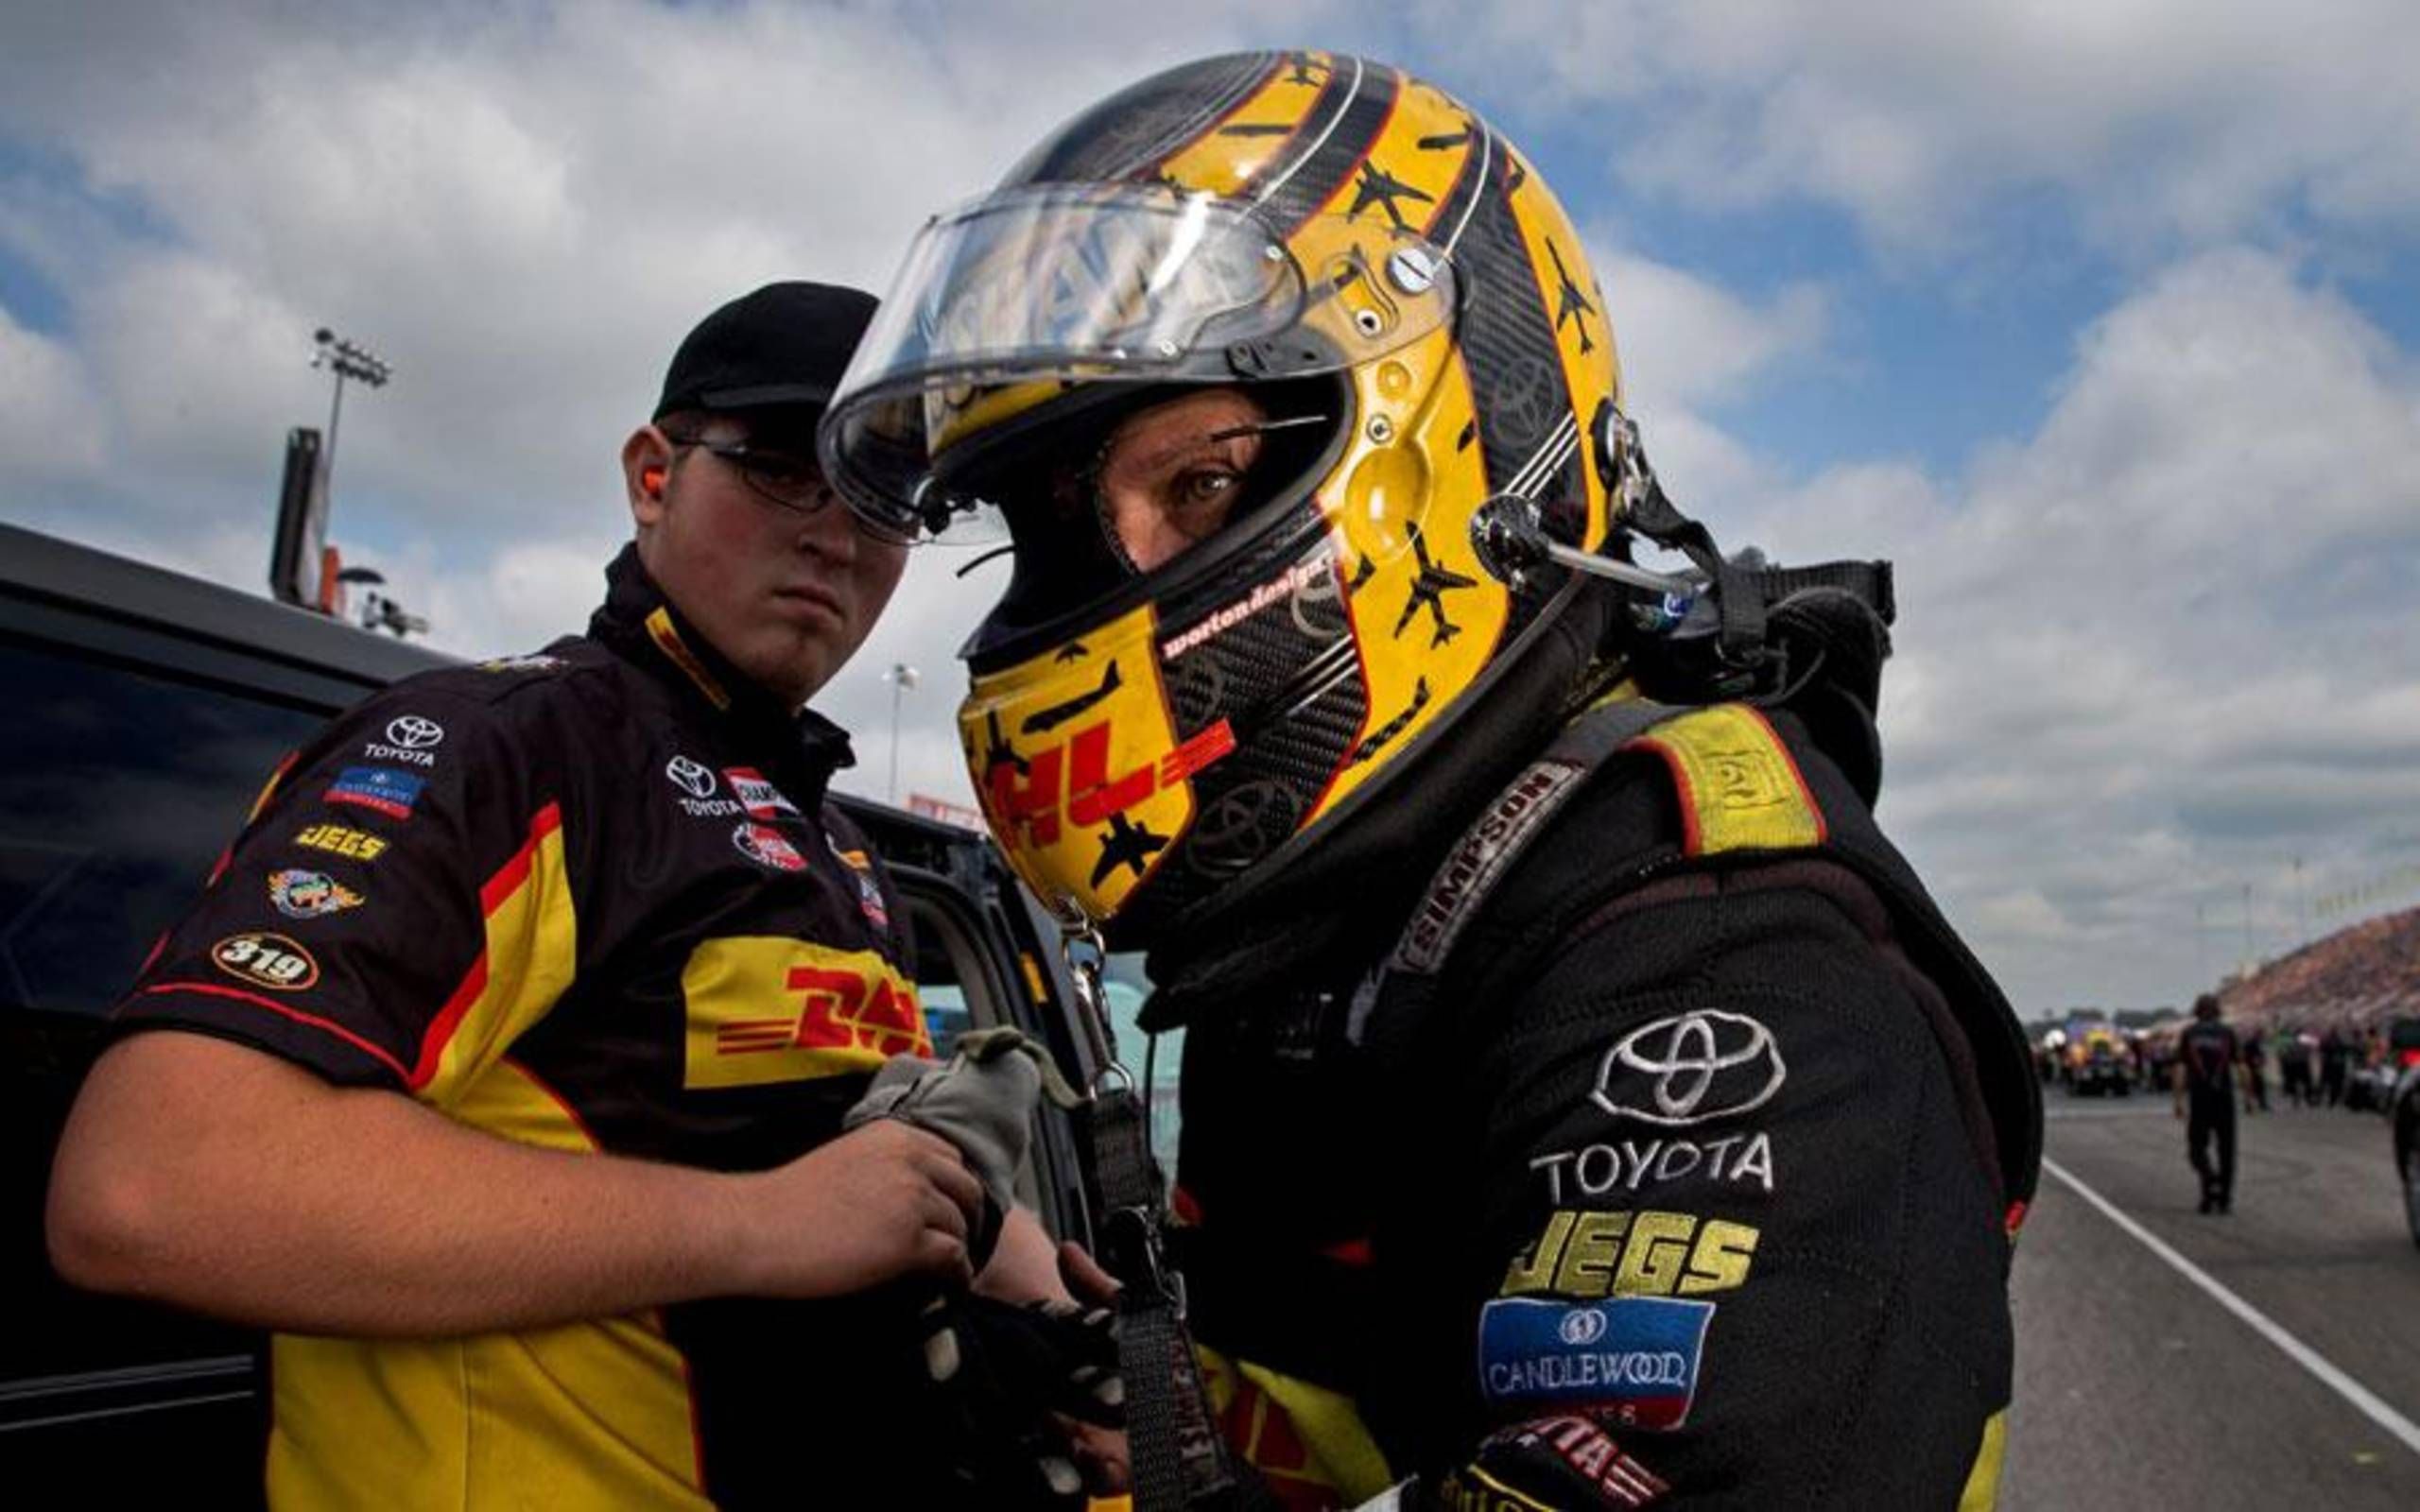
xmin=1174 ymin=470 xmax=1238 ymax=508
xmin=744 ymin=453 xmax=814 ymax=483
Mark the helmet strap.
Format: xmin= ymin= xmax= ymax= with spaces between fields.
xmin=1595 ymin=400 xmax=1769 ymax=670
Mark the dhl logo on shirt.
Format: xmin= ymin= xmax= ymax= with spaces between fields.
xmin=681 ymin=937 xmax=930 ymax=1090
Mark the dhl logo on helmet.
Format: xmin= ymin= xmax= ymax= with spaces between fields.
xmin=984 ymin=718 xmax=1237 ymax=850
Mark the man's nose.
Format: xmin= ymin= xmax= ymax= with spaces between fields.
xmin=796 ymin=487 xmax=859 ymax=558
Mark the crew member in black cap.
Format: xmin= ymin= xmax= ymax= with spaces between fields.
xmin=51 ymin=283 xmax=1113 ymax=1507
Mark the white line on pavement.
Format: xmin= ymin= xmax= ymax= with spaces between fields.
xmin=2042 ymin=1157 xmax=2420 ymax=1460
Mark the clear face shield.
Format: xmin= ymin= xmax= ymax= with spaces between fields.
xmin=818 ymin=181 xmax=1459 ymax=547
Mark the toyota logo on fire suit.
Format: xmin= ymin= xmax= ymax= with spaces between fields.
xmin=1591 ymin=1009 xmax=1786 ymax=1127
xmin=385 ymin=715 xmax=444 ymax=749
xmin=665 ymin=755 xmax=717 ymax=799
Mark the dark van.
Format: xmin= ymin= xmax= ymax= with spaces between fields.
xmin=0 ymin=522 xmax=1148 ymax=1500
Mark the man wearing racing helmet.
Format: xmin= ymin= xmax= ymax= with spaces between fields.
xmin=825 ymin=52 xmax=2041 ymax=1510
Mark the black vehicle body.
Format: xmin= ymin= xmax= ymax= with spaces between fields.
xmin=0 ymin=523 xmax=1116 ymax=1500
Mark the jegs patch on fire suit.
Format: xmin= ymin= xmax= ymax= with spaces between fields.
xmin=1478 ymin=1296 xmax=1713 ymax=1428
xmin=1501 ymin=1209 xmax=1760 ymax=1300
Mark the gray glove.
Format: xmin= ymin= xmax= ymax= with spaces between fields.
xmin=843 ymin=1027 xmax=1082 ymax=1263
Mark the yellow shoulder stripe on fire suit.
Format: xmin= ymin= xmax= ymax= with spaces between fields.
xmin=1623 ymin=703 xmax=1826 ymax=857
xmin=1200 ymin=1347 xmax=1395 ymax=1506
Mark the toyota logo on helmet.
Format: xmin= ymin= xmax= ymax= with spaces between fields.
xmin=1592 ymin=1010 xmax=1787 ymax=1128
xmin=823 ymin=50 xmax=1639 ymax=946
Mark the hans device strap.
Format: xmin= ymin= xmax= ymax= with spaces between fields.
xmin=1070 ymin=940 xmax=1284 ymax=1512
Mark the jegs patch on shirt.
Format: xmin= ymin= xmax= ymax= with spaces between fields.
xmin=1478 ymin=1295 xmax=1714 ymax=1428
xmin=292 ymin=822 xmax=390 ymax=863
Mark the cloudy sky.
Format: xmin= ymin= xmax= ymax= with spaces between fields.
xmin=5 ymin=0 xmax=2416 ymax=1017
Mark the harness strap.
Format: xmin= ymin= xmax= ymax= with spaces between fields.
xmin=1085 ymin=1063 xmax=1283 ymax=1508
xmin=1356 ymin=697 xmax=1678 ymax=1067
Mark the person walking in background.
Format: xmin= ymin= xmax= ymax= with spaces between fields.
xmin=2320 ymin=1024 xmax=2352 ymax=1108
xmin=2176 ymin=995 xmax=2246 ymax=1214
xmin=2240 ymin=1028 xmax=2269 ymax=1113
xmin=2278 ymin=1025 xmax=2313 ymax=1108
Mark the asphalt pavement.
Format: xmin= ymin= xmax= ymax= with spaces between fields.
xmin=2003 ymin=1087 xmax=2420 ymax=1509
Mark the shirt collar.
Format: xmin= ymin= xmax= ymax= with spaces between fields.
xmin=588 ymin=542 xmax=858 ymax=789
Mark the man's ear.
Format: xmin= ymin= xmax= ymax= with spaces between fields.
xmin=622 ymin=425 xmax=675 ymax=529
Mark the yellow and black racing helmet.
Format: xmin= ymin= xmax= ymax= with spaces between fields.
xmin=822 ymin=51 xmax=1641 ymax=940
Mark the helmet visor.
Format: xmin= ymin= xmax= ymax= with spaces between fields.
xmin=821 ymin=181 xmax=1457 ymax=543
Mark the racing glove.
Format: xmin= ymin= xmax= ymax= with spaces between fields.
xmin=916 ymin=1290 xmax=1126 ymax=1507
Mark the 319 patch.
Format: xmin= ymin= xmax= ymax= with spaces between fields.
xmin=211 ymin=932 xmax=321 ymax=992
xmin=268 ymin=868 xmax=363 ymax=919
xmin=1478 ymin=1296 xmax=1713 ymax=1428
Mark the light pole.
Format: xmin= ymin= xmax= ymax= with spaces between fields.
xmin=311 ymin=328 xmax=391 ymax=509
xmin=885 ymin=662 xmax=920 ymax=803
xmin=2195 ymin=901 xmax=2207 ymax=988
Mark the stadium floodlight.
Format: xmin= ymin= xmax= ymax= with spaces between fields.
xmin=886 ymin=662 xmax=920 ymax=802
xmin=276 ymin=329 xmax=395 ymax=613
xmin=311 ymin=327 xmax=391 ymax=503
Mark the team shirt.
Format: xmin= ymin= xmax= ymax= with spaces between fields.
xmin=116 ymin=546 xmax=939 ymax=1507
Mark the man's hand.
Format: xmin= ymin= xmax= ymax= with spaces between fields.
xmin=735 ymin=1119 xmax=985 ymax=1296
xmin=915 ymin=1243 xmax=1127 ymax=1507
xmin=1056 ymin=1242 xmax=1131 ymax=1496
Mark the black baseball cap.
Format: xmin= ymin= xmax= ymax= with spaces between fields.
xmin=652 ymin=281 xmax=877 ymax=421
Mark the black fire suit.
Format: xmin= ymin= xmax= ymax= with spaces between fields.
xmin=1154 ymin=698 xmax=2039 ymax=1510
xmin=114 ymin=546 xmax=953 ymax=1508
xmin=2178 ymin=1020 xmax=2242 ymax=1212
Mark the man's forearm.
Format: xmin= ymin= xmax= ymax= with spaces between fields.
xmin=49 ymin=1031 xmax=763 ymax=1336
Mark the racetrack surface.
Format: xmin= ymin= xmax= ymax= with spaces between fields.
xmin=2004 ymin=1091 xmax=2420 ymax=1509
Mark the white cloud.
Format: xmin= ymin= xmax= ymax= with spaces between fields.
xmin=0 ymin=305 xmax=103 ymax=478
xmin=1593 ymin=241 xmax=1826 ymax=407
xmin=0 ymin=0 xmax=1310 ymax=551
xmin=1432 ymin=0 xmax=2420 ymax=252
xmin=3 ymin=4 xmax=2415 ymax=1019
xmin=1715 ymin=247 xmax=2420 ymax=1011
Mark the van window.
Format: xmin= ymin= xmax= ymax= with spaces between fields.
xmin=0 ymin=641 xmax=322 ymax=1019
